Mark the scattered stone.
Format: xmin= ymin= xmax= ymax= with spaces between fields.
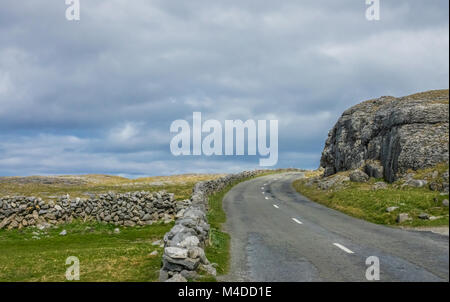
xmin=443 ymin=199 xmax=449 ymax=207
xmin=37 ymin=222 xmax=51 ymax=230
xmin=149 ymin=250 xmax=158 ymax=257
xmin=429 ymin=216 xmax=442 ymax=221
xmin=386 ymin=206 xmax=399 ymax=213
xmin=349 ymin=170 xmax=369 ymax=183
xmin=418 ymin=213 xmax=430 ymax=220
xmin=373 ymin=182 xmax=388 ymax=190
xmin=59 ymin=229 xmax=67 ymax=236
xmin=316 ymin=174 xmax=349 ymax=190
xmin=152 ymin=240 xmax=162 ymax=246
xmin=396 ymin=213 xmax=410 ymax=223
xmin=165 ymin=273 xmax=187 ymax=282
xmin=113 ymin=228 xmax=120 ymax=234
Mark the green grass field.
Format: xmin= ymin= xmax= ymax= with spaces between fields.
xmin=0 ymin=221 xmax=173 ymax=282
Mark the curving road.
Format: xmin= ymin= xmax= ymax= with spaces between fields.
xmin=221 ymin=172 xmax=449 ymax=282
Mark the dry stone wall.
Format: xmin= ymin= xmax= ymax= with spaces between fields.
xmin=0 ymin=191 xmax=187 ymax=230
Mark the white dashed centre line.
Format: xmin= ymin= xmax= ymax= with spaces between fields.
xmin=333 ymin=243 xmax=354 ymax=254
xmin=292 ymin=218 xmax=303 ymax=224
xmin=265 ymin=196 xmax=269 ymax=200
xmin=262 ymin=192 xmax=265 ymax=194
xmin=273 ymin=204 xmax=279 ymax=209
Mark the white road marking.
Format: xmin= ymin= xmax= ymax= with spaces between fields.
xmin=333 ymin=243 xmax=354 ymax=254
xmin=265 ymin=196 xmax=269 ymax=200
xmin=262 ymin=192 xmax=265 ymax=194
xmin=273 ymin=204 xmax=279 ymax=209
xmin=292 ymin=218 xmax=303 ymax=224
xmin=261 ymin=187 xmax=264 ymax=190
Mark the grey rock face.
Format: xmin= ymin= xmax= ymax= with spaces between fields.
xmin=403 ymin=179 xmax=428 ymax=188
xmin=443 ymin=171 xmax=449 ymax=193
xmin=320 ymin=90 xmax=449 ymax=182
xmin=364 ymin=160 xmax=384 ymax=178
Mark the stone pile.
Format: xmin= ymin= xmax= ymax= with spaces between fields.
xmin=0 ymin=191 xmax=188 ymax=229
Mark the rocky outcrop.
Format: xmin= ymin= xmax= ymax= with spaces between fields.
xmin=320 ymin=90 xmax=449 ymax=182
xmin=0 ymin=191 xmax=186 ymax=229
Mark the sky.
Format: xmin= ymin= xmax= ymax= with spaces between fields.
xmin=0 ymin=0 xmax=448 ymax=177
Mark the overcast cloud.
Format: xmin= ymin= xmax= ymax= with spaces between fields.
xmin=0 ymin=0 xmax=448 ymax=177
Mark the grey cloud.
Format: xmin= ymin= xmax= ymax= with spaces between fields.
xmin=0 ymin=0 xmax=448 ymax=176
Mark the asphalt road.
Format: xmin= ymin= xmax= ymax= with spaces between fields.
xmin=221 ymin=172 xmax=449 ymax=282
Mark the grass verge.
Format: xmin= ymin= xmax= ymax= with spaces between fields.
xmin=293 ymin=175 xmax=449 ymax=227
xmin=0 ymin=221 xmax=173 ymax=281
